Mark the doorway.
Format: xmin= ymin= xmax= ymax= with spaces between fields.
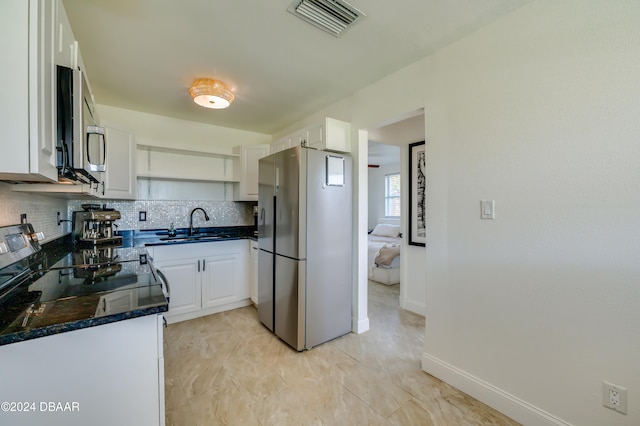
xmin=364 ymin=111 xmax=425 ymax=315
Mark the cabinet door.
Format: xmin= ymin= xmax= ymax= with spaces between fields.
xmin=0 ymin=0 xmax=57 ymax=182
xmin=289 ymin=129 xmax=306 ymax=148
xmin=242 ymin=144 xmax=269 ymax=199
xmin=235 ymin=144 xmax=269 ymax=201
xmin=99 ymin=126 xmax=136 ymax=199
xmin=201 ymin=254 xmax=238 ymax=309
xmin=54 ymin=0 xmax=76 ymax=68
xmin=307 ymin=118 xmax=351 ymax=153
xmin=270 ymin=138 xmax=290 ymax=154
xmin=154 ymin=259 xmax=200 ymax=317
xmin=31 ymin=0 xmax=58 ymax=181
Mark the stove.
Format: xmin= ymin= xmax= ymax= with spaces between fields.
xmin=0 ymin=224 xmax=168 ymax=343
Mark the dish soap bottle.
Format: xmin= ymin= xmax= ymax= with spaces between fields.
xmin=168 ymin=223 xmax=177 ymax=237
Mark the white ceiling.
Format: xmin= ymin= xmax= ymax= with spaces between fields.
xmin=368 ymin=113 xmax=424 ymax=166
xmin=368 ymin=142 xmax=400 ymax=167
xmin=62 ymin=0 xmax=533 ymax=135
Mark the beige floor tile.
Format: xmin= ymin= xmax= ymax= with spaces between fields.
xmin=165 ymin=376 xmax=189 ymax=412
xmin=163 ymin=280 xmax=520 ymax=425
xmin=165 ymin=402 xmax=198 ymax=426
xmin=224 ymin=355 xmax=289 ymax=401
xmin=316 ymin=387 xmax=390 ymax=425
xmin=286 ymin=371 xmax=346 ymax=412
xmin=253 ymin=387 xmax=325 ymax=425
xmin=388 ymin=398 xmax=436 ymax=426
xmin=180 ymin=363 xmax=229 ymax=399
xmin=188 ymin=378 xmax=260 ymax=426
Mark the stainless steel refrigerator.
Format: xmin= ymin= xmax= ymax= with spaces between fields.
xmin=258 ymin=146 xmax=352 ymax=351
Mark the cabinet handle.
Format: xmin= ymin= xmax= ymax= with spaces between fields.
xmin=197 ymin=260 xmax=200 ymax=272
xmin=102 ymin=299 xmax=106 ymax=311
xmin=101 ymin=181 xmax=105 ymax=196
xmin=202 ymin=259 xmax=206 ymax=271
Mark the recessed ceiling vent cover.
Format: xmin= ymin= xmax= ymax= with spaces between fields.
xmin=287 ymin=0 xmax=365 ymax=37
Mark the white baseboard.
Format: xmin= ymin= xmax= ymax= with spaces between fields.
xmin=165 ymin=299 xmax=252 ymax=324
xmin=421 ymin=353 xmax=572 ymax=426
xmin=401 ymin=298 xmax=425 ymax=316
xmin=354 ymin=316 xmax=369 ymax=334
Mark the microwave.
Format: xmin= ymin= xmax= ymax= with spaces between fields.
xmin=56 ymin=65 xmax=106 ymax=184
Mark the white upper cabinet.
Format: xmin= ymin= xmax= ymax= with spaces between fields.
xmin=54 ymin=0 xmax=76 ymax=68
xmin=307 ymin=117 xmax=351 ymax=153
xmin=234 ymin=144 xmax=270 ymax=201
xmin=270 ymin=117 xmax=351 ymax=155
xmin=270 ymin=137 xmax=291 ymax=154
xmin=0 ymin=0 xmax=58 ymax=182
xmin=98 ymin=126 xmax=137 ymax=200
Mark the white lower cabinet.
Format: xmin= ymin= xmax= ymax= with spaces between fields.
xmin=150 ymin=240 xmax=251 ymax=323
xmin=0 ymin=314 xmax=165 ymax=426
xmin=153 ymin=258 xmax=201 ymax=317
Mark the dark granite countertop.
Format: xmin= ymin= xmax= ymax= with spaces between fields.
xmin=122 ymin=226 xmax=258 ymax=247
xmin=0 ymin=235 xmax=168 ymax=346
xmin=0 ymin=226 xmax=258 ymax=346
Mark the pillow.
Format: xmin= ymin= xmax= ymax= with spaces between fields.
xmin=370 ymin=223 xmax=401 ymax=238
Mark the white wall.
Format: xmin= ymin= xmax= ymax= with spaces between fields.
xmin=281 ymin=1 xmax=640 ymax=425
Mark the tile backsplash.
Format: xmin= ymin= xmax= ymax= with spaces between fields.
xmin=67 ymin=199 xmax=255 ymax=231
xmin=0 ymin=182 xmax=256 ymax=243
xmin=0 ymin=183 xmax=68 ymax=243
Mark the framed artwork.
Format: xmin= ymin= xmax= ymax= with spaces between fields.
xmin=408 ymin=141 xmax=426 ymax=246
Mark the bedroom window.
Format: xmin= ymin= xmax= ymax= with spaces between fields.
xmin=384 ymin=173 xmax=401 ymax=217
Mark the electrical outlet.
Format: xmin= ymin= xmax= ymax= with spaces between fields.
xmin=139 ymin=211 xmax=147 ymax=222
xmin=603 ymin=381 xmax=627 ymax=415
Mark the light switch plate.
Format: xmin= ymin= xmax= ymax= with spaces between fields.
xmin=481 ymin=200 xmax=495 ymax=219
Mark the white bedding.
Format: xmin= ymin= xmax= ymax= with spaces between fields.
xmin=367 ymin=233 xmax=401 ymax=285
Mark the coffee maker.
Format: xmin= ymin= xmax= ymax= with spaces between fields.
xmin=72 ymin=204 xmax=122 ymax=246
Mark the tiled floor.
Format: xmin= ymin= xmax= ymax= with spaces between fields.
xmin=163 ymin=280 xmax=520 ymax=425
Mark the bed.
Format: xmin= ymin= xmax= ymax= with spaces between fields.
xmin=368 ymin=219 xmax=402 ymax=285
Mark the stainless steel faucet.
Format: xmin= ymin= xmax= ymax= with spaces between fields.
xmin=189 ymin=207 xmax=210 ymax=236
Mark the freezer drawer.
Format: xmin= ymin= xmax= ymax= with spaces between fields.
xmin=274 ymin=254 xmax=305 ymax=351
xmin=257 ymin=250 xmax=273 ymax=331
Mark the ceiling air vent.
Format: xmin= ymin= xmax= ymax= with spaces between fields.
xmin=287 ymin=0 xmax=365 ymax=37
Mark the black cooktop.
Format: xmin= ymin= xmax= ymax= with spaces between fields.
xmin=0 ymin=238 xmax=167 ymax=345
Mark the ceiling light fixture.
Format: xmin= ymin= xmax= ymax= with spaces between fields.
xmin=188 ymin=78 xmax=235 ymax=109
